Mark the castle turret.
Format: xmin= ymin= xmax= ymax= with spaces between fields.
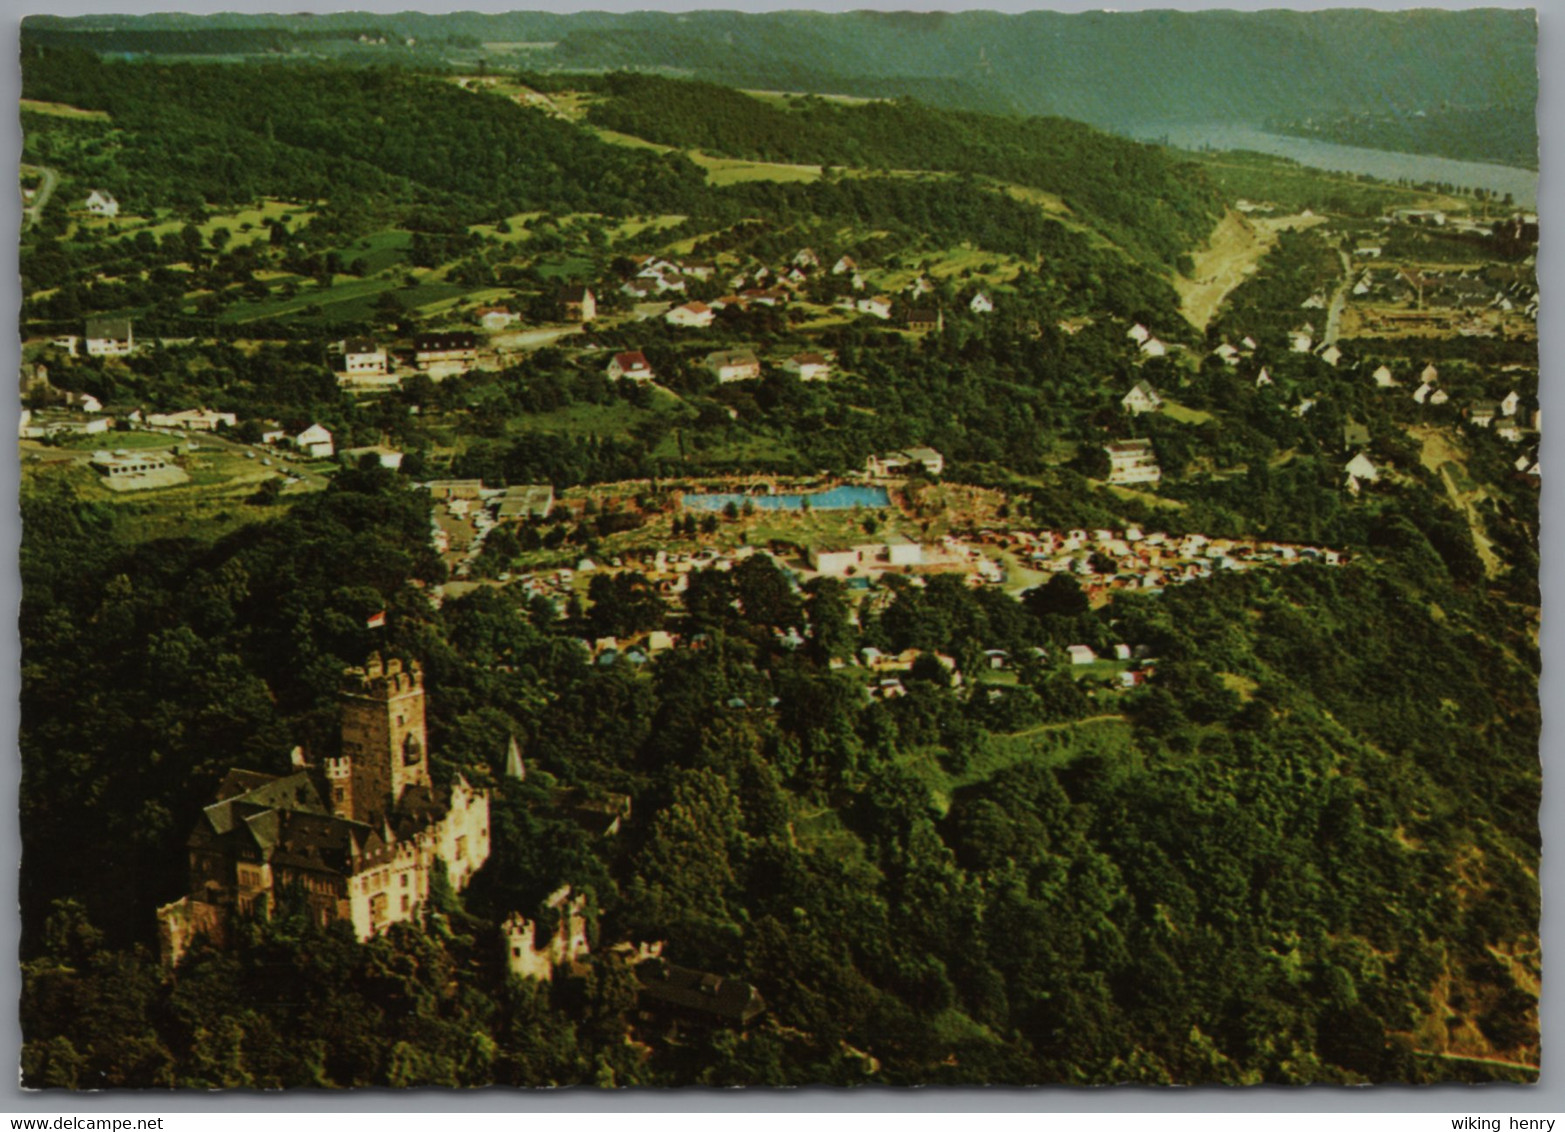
xmin=338 ymin=652 xmax=431 ymax=825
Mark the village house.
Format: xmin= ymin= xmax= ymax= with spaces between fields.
xmin=1127 ymin=323 xmax=1150 ymax=345
xmin=665 ymin=302 xmax=715 ymax=329
xmin=478 ymin=307 xmax=519 ymax=332
xmin=607 ymin=351 xmax=655 ymax=382
xmin=634 ymin=957 xmax=765 ymax=1027
xmin=413 ymin=332 xmax=479 ymax=369
xmin=1067 ymin=645 xmax=1097 ymax=666
xmin=809 ymin=546 xmax=866 ymax=576
xmin=1343 ymin=421 xmax=1371 ymax=450
xmin=970 ymin=292 xmax=995 ymax=315
xmin=1289 ymin=329 xmax=1313 ymax=353
xmin=148 ymin=408 xmax=238 ymax=432
xmin=1139 ymin=337 xmax=1167 ymax=358
xmin=1105 ymin=439 xmax=1161 ymax=486
xmin=1345 ymin=451 xmax=1380 ymax=484
xmin=782 ymin=352 xmax=831 ymax=381
xmin=1469 ymin=403 xmax=1499 ymax=429
xmin=1502 ymin=391 xmax=1521 ymax=417
xmin=1122 ymin=381 xmax=1162 ymax=415
xmin=1372 ymin=364 xmax=1397 ymax=388
xmin=340 ymin=445 xmax=404 ymax=470
xmin=866 ymin=446 xmax=944 ymax=478
xmin=338 ymin=337 xmax=390 ymax=383
xmin=906 ymin=309 xmax=942 ymax=332
xmin=85 ymin=317 xmax=134 ymax=358
xmin=294 ymin=423 xmax=335 ymax=458
xmin=856 ymin=296 xmax=892 ymax=320
xmin=1255 ymin=367 xmax=1273 ymax=388
xmin=89 ymin=449 xmax=190 ymax=491
xmin=1318 ymin=344 xmax=1343 ymax=367
xmin=706 ymin=350 xmax=761 ymax=383
xmin=832 ymin=255 xmax=857 ymax=276
xmin=84 ymin=189 xmax=120 ymax=218
xmin=156 ymin=655 xmax=492 ymax=967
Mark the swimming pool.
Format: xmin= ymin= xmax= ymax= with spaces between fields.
xmin=682 ymin=485 xmax=892 ymax=512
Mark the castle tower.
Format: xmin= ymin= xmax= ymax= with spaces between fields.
xmin=338 ymin=653 xmax=431 ymax=825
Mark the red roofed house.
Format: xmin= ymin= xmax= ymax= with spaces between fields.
xmin=608 ymin=351 xmax=655 ymax=382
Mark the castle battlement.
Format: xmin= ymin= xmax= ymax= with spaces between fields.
xmin=158 ymin=653 xmax=490 ymax=968
xmin=343 ymin=652 xmax=423 ymax=699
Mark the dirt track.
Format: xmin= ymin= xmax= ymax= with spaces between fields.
xmin=1176 ymin=208 xmax=1328 ymax=330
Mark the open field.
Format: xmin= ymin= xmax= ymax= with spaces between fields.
xmin=1176 ymin=208 xmax=1328 ymax=330
xmin=21 ymin=99 xmax=110 ymax=121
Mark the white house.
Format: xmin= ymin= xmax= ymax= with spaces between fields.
xmin=883 ymin=535 xmax=923 ymax=568
xmin=856 ymin=296 xmax=893 ymax=320
xmin=782 ymin=352 xmax=831 ymax=381
xmin=969 ymin=292 xmax=994 ymax=315
xmin=1122 ymin=381 xmax=1163 ymax=415
xmin=832 ymin=255 xmax=857 ymax=276
xmin=1255 ymin=367 xmax=1273 ymax=388
xmin=1430 ymin=389 xmax=1450 ymax=406
xmin=607 ymin=351 xmax=654 ymax=382
xmin=809 ymin=547 xmax=865 ymax=576
xmin=1066 ymin=645 xmax=1098 ymax=666
xmin=1501 ymin=391 xmax=1521 ymax=417
xmin=478 ymin=307 xmax=519 ymax=331
xmin=84 ymin=190 xmax=119 ymax=218
xmin=294 ymin=423 xmax=335 ymax=459
xmin=1420 ymin=363 xmax=1440 ymax=385
xmin=706 ymin=349 xmax=760 ymax=383
xmin=148 ymin=408 xmax=237 ymax=432
xmin=1139 ymin=337 xmax=1167 ymax=358
xmin=1413 ymin=383 xmax=1433 ymax=404
xmin=664 ymin=302 xmax=713 ymax=329
xmin=84 ymin=317 xmax=134 ymax=358
xmin=1372 ymin=364 xmax=1397 ymax=387
xmin=341 ymin=445 xmax=404 ymax=470
xmin=1213 ymin=343 xmax=1240 ymax=365
xmin=339 ymin=337 xmax=389 ymax=383
xmin=1318 ymin=344 xmax=1343 ymax=367
xmin=1105 ymin=439 xmax=1161 ymax=486
xmin=866 ymin=447 xmax=944 ymax=478
xmin=1289 ymin=330 xmax=1313 ymax=353
xmin=1345 ymin=452 xmax=1380 ymax=483
xmin=1127 ymin=323 xmax=1150 ymax=344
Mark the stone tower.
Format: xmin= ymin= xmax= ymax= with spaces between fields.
xmin=336 ymin=653 xmax=431 ymax=825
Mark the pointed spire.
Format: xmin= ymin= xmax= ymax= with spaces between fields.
xmin=505 ymin=735 xmax=526 ymax=781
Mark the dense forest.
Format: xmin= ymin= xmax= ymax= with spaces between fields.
xmin=22 ymin=9 xmax=1538 ymax=154
xmin=15 ymin=29 xmax=1541 ymax=1090
xmin=582 ymin=75 xmax=1217 ymax=268
xmin=19 ymin=463 xmax=1540 ymax=1086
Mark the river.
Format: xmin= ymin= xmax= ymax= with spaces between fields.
xmin=1128 ymin=123 xmax=1537 ymax=209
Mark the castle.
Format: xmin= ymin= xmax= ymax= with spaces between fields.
xmin=157 ymin=654 xmax=491 ymax=966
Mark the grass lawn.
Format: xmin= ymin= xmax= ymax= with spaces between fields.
xmin=1161 ymin=399 xmax=1216 ymax=425
xmin=690 ymin=153 xmax=822 ymax=186
xmin=900 ymin=714 xmax=1134 ymax=813
xmin=332 ymin=229 xmax=414 ymax=273
xmin=53 ymin=430 xmax=176 ymax=451
xmin=21 ymin=99 xmax=110 ymax=121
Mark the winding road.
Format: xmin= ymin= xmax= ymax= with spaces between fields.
xmin=1323 ymin=246 xmax=1353 ymax=345
xmin=21 ymin=163 xmax=59 ymax=230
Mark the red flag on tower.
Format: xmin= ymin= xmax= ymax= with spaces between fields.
xmin=366 ymin=610 xmax=387 ymax=630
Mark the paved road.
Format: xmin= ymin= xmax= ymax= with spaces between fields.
xmin=1323 ymin=247 xmax=1353 ymax=345
xmin=21 ymin=164 xmax=59 ymax=230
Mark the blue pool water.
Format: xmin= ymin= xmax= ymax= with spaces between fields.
xmin=683 ymin=485 xmax=891 ymax=512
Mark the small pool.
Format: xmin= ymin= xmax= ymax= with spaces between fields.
xmin=682 ymin=485 xmax=892 ymax=512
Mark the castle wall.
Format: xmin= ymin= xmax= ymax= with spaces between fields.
xmin=157 ymin=896 xmax=227 ymax=968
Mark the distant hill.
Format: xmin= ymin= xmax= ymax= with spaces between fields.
xmin=22 ymin=9 xmax=1538 ymax=150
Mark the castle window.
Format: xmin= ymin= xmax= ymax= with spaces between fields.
xmin=333 ymin=787 xmax=345 ymax=803
xmin=456 ymin=836 xmax=468 ymax=861
xmin=401 ymin=873 xmax=408 ymax=889
xmin=403 ymin=733 xmax=423 ymax=766
xmin=401 ymin=894 xmax=410 ymax=913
